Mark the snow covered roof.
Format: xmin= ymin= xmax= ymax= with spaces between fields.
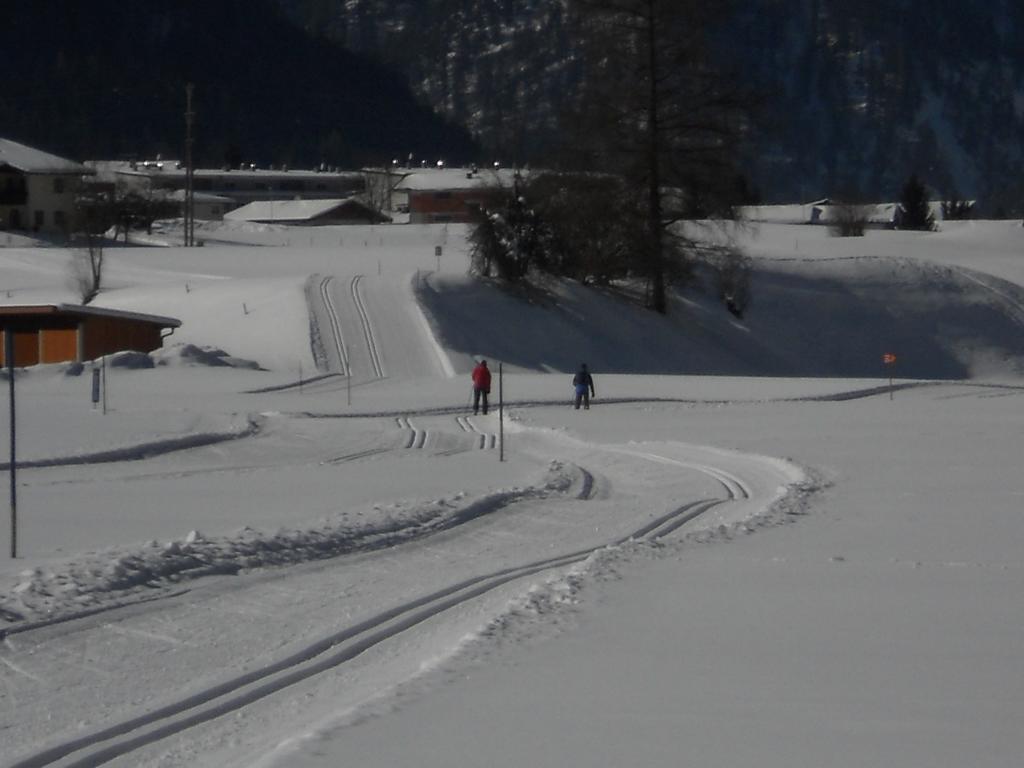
xmin=740 ymin=200 xmax=958 ymax=225
xmin=224 ymin=198 xmax=386 ymax=223
xmin=165 ymin=189 xmax=235 ymax=204
xmin=88 ymin=160 xmax=361 ymax=182
xmin=0 ymin=303 xmax=180 ymax=327
xmin=0 ymin=138 xmax=93 ymax=175
xmin=383 ymin=167 xmax=523 ymax=192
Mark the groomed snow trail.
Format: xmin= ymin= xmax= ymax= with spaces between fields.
xmin=307 ymin=271 xmax=448 ymax=385
xmin=1 ymin=423 xmax=802 ymax=768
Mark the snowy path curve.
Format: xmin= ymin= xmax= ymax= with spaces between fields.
xmin=6 ymin=476 xmax=721 ymax=768
xmin=1 ymin=428 xmax=801 ymax=768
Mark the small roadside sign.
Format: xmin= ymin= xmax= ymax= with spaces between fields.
xmin=882 ymin=352 xmax=897 ymax=399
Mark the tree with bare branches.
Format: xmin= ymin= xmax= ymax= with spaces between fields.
xmin=66 ymin=232 xmax=104 ymax=304
xmin=568 ymin=0 xmax=751 ymax=313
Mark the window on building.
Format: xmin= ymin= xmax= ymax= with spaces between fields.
xmin=34 ymin=210 xmax=45 ymax=230
xmin=53 ymin=177 xmax=65 ymax=194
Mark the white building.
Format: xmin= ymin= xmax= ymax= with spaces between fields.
xmin=0 ymin=138 xmax=94 ymax=234
xmin=87 ymin=160 xmax=364 ymax=211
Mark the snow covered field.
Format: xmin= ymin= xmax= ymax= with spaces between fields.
xmin=1 ymin=219 xmax=1022 ymax=766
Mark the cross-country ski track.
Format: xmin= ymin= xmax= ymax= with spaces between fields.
xmin=2 ymin=418 xmax=800 ymax=767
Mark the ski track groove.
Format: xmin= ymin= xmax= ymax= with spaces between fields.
xmin=8 ymin=455 xmax=739 ymax=768
xmin=351 ymin=275 xmax=384 ymax=379
xmin=453 ymin=416 xmax=494 ymax=450
xmin=318 ymin=275 xmax=349 ymax=376
xmin=950 ymin=265 xmax=1024 ymax=327
xmin=323 ymin=447 xmax=391 ymax=465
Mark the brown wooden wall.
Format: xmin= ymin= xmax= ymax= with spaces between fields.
xmin=81 ymin=316 xmax=164 ymax=361
xmin=407 ymin=189 xmax=495 ymax=222
xmin=1 ymin=316 xmax=167 ymax=366
xmin=40 ymin=327 xmax=78 ymax=363
xmin=0 ymin=329 xmax=41 ymax=366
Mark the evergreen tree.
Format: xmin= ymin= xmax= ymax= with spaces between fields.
xmin=897 ymin=174 xmax=936 ymax=230
xmin=468 ymin=182 xmax=550 ymax=282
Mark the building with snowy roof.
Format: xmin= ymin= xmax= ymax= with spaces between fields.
xmin=0 ymin=138 xmax=94 ymax=234
xmin=86 ymin=160 xmax=365 ymax=210
xmin=363 ymin=166 xmax=523 ymax=223
xmin=0 ymin=304 xmax=180 ymax=367
xmin=223 ymin=197 xmax=390 ymax=226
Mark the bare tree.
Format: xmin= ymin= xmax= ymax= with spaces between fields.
xmin=524 ymin=172 xmax=640 ymax=285
xmin=713 ymin=247 xmax=752 ymax=318
xmin=69 ymin=234 xmax=104 ymax=304
xmin=70 ymin=186 xmax=113 ymax=303
xmin=829 ymin=200 xmax=871 ymax=237
xmin=569 ymin=0 xmax=751 ymax=313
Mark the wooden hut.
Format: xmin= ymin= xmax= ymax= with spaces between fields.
xmin=0 ymin=304 xmax=180 ymax=366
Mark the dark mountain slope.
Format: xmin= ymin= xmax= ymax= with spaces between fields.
xmin=0 ymin=0 xmax=475 ymax=167
xmin=280 ymin=0 xmax=1024 ymax=212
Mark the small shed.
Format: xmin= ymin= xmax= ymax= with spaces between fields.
xmin=0 ymin=304 xmax=180 ymax=366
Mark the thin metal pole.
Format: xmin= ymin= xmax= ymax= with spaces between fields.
xmin=6 ymin=331 xmax=17 ymax=558
xmin=185 ymin=83 xmax=196 ymax=248
xmin=498 ymin=363 xmax=504 ymax=462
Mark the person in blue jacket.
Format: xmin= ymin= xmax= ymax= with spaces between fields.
xmin=572 ymin=363 xmax=595 ymax=410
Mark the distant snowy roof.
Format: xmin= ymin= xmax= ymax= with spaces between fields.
xmin=383 ymin=167 xmax=523 ymax=192
xmin=88 ymin=160 xmax=360 ymax=182
xmin=0 ymin=138 xmax=92 ymax=175
xmin=165 ymin=189 xmax=234 ymax=204
xmin=224 ymin=198 xmax=385 ymax=223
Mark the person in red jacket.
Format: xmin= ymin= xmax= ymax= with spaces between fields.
xmin=472 ymin=359 xmax=492 ymax=415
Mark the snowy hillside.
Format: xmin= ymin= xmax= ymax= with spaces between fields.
xmin=0 ymin=220 xmax=1022 ymax=767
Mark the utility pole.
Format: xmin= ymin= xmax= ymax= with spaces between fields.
xmin=498 ymin=363 xmax=504 ymax=462
xmin=5 ymin=332 xmax=16 ymax=558
xmin=185 ymin=83 xmax=196 ymax=247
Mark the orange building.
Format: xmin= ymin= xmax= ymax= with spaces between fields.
xmin=0 ymin=304 xmax=180 ymax=366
